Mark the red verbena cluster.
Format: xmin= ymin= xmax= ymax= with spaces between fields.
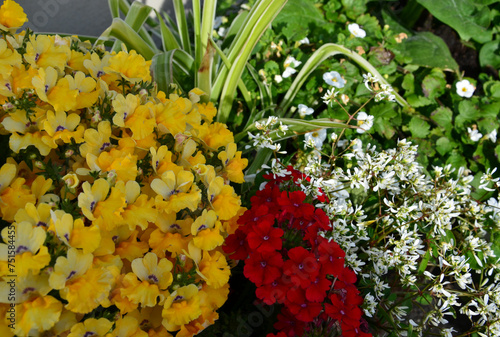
xmin=224 ymin=167 xmax=372 ymax=337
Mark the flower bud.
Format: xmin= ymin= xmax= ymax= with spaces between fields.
xmin=63 ymin=173 xmax=79 ymax=189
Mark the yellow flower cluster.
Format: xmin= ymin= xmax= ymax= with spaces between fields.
xmin=0 ymin=1 xmax=248 ymax=336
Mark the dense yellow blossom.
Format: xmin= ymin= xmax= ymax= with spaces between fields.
xmin=0 ymin=2 xmax=247 ymax=334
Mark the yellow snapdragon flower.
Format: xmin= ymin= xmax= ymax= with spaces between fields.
xmin=0 ymin=0 xmax=27 ymax=31
xmin=191 ymin=210 xmax=224 ymax=251
xmin=68 ymin=317 xmax=113 ymax=337
xmin=151 ymin=169 xmax=201 ymax=214
xmin=0 ymin=221 xmax=50 ymax=277
xmin=162 ymin=284 xmax=202 ymax=331
xmin=217 ymin=142 xmax=248 ymax=183
xmin=121 ymin=253 xmax=173 ymax=307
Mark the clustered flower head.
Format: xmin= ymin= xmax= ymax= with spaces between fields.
xmin=224 ymin=167 xmax=372 ymax=337
xmin=296 ymin=138 xmax=500 ymax=336
xmin=0 ymin=2 xmax=248 ymax=336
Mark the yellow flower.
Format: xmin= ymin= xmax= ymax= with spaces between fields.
xmin=62 ymin=173 xmax=79 ymax=189
xmin=121 ymin=253 xmax=174 ymax=307
xmin=151 ymin=169 xmax=201 ymax=214
xmin=105 ymin=49 xmax=152 ymax=83
xmin=52 ymin=211 xmax=101 ymax=254
xmin=112 ymin=93 xmax=141 ymax=127
xmin=0 ymin=39 xmax=22 ymax=77
xmin=153 ymin=100 xmax=190 ymax=136
xmin=0 ymin=0 xmax=27 ymax=30
xmin=0 ymin=177 xmax=36 ymax=221
xmin=107 ymin=315 xmax=149 ymax=337
xmin=78 ymin=178 xmax=111 ymax=221
xmin=85 ymin=138 xmax=138 ymax=182
xmin=195 ymin=122 xmax=234 ymax=150
xmin=49 ymin=247 xmax=93 ymax=290
xmin=61 ymin=266 xmax=114 ymax=314
xmin=197 ymin=250 xmax=230 ymax=289
xmin=194 ymin=102 xmax=217 ymax=122
xmin=14 ymin=295 xmax=62 ymax=337
xmin=218 ymin=143 xmax=248 ymax=183
xmin=191 ymin=210 xmax=224 ymax=251
xmin=208 ymin=177 xmax=241 ymax=220
xmin=73 ymin=70 xmax=100 ymax=109
xmin=162 ymin=284 xmax=202 ymax=331
xmin=177 ymin=139 xmax=206 ymax=168
xmin=0 ymin=221 xmax=50 ymax=277
xmin=68 ymin=318 xmax=113 ymax=337
xmin=14 ymin=202 xmax=52 ymax=228
xmin=115 ymin=230 xmax=149 ymax=262
xmin=115 ymin=180 xmax=157 ymax=231
xmin=79 ymin=121 xmax=112 ymax=158
xmin=42 ymin=110 xmax=85 ymax=146
xmin=0 ymin=163 xmax=16 ymax=194
xmin=150 ymin=145 xmax=177 ymax=176
xmin=24 ymin=35 xmax=69 ymax=71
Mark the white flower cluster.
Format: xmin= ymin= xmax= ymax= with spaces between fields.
xmin=246 ymin=116 xmax=288 ymax=153
xmin=363 ymin=72 xmax=396 ymax=102
xmin=297 ymin=139 xmax=500 ymax=336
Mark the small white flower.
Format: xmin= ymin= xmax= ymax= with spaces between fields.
xmin=323 ymin=71 xmax=345 ymax=88
xmin=298 ymin=37 xmax=310 ymax=45
xmin=282 ymin=56 xmax=301 ymax=78
xmin=487 ymin=129 xmax=497 ymax=143
xmin=297 ymin=104 xmax=314 ymax=118
xmin=348 ymin=23 xmax=366 ymax=38
xmin=322 ymin=88 xmax=338 ymax=106
xmin=456 ymin=79 xmax=475 ymax=98
xmin=284 ymin=55 xmax=302 ymax=68
xmin=282 ymin=67 xmax=297 ymax=78
xmin=468 ymin=127 xmax=483 ymax=142
xmin=356 ymin=112 xmax=374 ymax=133
xmin=274 ymin=74 xmax=283 ymax=83
xmin=304 ymin=129 xmax=327 ymax=150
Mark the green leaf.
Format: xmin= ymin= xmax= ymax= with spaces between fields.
xmin=436 ymin=137 xmax=455 ymax=155
xmin=397 ymin=32 xmax=459 ymax=71
xmin=431 ymin=107 xmax=453 ymax=132
xmin=342 ymin=0 xmax=368 ymax=20
xmin=402 ymin=73 xmax=415 ymax=94
xmin=479 ymin=40 xmax=500 ymax=69
xmin=273 ymin=0 xmax=326 ymax=29
xmin=422 ymin=69 xmax=446 ymax=100
xmin=418 ymin=250 xmax=431 ymax=274
xmin=446 ymin=151 xmax=468 ymax=170
xmin=409 ymin=117 xmax=431 ymax=138
xmin=483 ymin=80 xmax=500 ymax=99
xmin=416 ymin=0 xmax=492 ymax=43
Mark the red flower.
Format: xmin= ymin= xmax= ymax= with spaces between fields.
xmin=325 ymin=291 xmax=363 ymax=327
xmin=256 ymin=279 xmax=287 ymax=305
xmin=283 ymin=247 xmax=319 ymax=289
xmin=274 ymin=307 xmax=307 ymax=336
xmin=247 ymin=221 xmax=284 ymax=253
xmin=223 ymin=228 xmax=249 ymax=260
xmin=284 ymin=288 xmax=323 ymax=322
xmin=317 ymin=237 xmax=345 ymax=278
xmin=306 ymin=273 xmax=332 ymax=302
xmin=341 ymin=321 xmax=373 ymax=337
xmin=244 ymin=251 xmax=283 ymax=287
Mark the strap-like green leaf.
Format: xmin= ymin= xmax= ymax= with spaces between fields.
xmin=100 ymin=18 xmax=155 ymax=59
xmin=213 ymin=0 xmax=288 ymax=123
xmin=111 ymin=2 xmax=157 ymax=54
xmin=196 ymin=0 xmax=217 ymax=97
xmin=155 ymin=9 xmax=181 ymax=51
xmin=151 ymin=50 xmax=195 ymax=93
xmin=173 ymin=0 xmax=192 ymax=55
